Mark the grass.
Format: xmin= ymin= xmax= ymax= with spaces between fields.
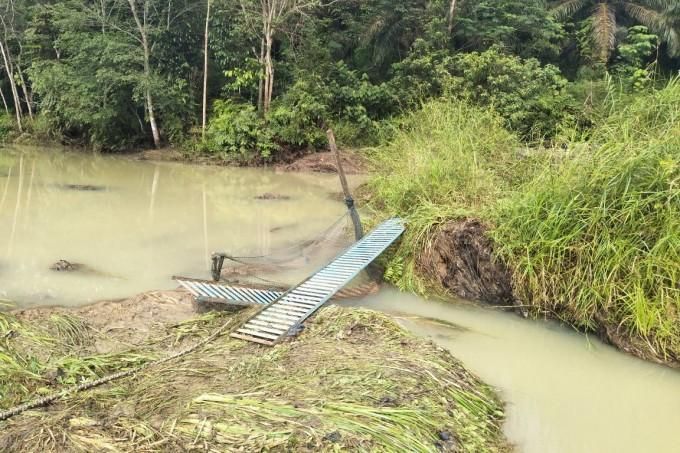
xmin=492 ymin=80 xmax=680 ymax=363
xmin=367 ymin=100 xmax=541 ymax=293
xmin=0 ymin=301 xmax=507 ymax=452
xmin=367 ymin=81 xmax=680 ymax=365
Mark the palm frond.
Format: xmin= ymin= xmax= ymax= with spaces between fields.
xmin=551 ymin=0 xmax=590 ymax=19
xmin=623 ymin=2 xmax=680 ymax=55
xmin=592 ymin=2 xmax=617 ymax=61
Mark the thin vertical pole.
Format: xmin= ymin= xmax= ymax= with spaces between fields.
xmin=327 ymin=129 xmax=363 ymax=240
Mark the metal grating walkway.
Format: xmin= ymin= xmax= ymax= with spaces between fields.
xmin=176 ymin=280 xmax=283 ymax=306
xmin=231 ymin=218 xmax=404 ymax=346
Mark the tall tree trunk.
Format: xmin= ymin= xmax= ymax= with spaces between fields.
xmin=202 ymin=0 xmax=211 ymax=138
xmin=0 ymin=84 xmax=8 ymax=114
xmin=0 ymin=40 xmax=22 ymax=131
xmin=128 ymin=0 xmax=161 ymax=149
xmin=447 ymin=0 xmax=457 ymax=33
xmin=257 ymin=37 xmax=264 ymax=113
xmin=263 ymin=30 xmax=274 ymax=114
xmin=15 ymin=62 xmax=32 ymax=120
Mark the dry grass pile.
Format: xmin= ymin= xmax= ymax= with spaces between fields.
xmin=0 ymin=296 xmax=507 ymax=452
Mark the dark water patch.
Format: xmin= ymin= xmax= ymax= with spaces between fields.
xmin=255 ymin=192 xmax=291 ymax=200
xmin=51 ymin=183 xmax=108 ymax=192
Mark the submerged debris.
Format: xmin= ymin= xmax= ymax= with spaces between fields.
xmin=1 ymin=295 xmax=508 ymax=452
xmin=50 ymin=260 xmax=80 ymax=272
xmin=255 ymin=192 xmax=291 ymax=200
xmin=52 ymin=183 xmax=107 ymax=192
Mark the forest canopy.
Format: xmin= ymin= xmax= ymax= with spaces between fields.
xmin=0 ymin=0 xmax=678 ymax=155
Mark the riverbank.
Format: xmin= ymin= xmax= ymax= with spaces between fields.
xmin=367 ymin=83 xmax=680 ymax=368
xmin=0 ymin=291 xmax=508 ymax=452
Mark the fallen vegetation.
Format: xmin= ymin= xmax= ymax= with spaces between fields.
xmin=0 ymin=292 xmax=507 ymax=452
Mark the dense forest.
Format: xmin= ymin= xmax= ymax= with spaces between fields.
xmin=0 ymin=0 xmax=678 ymax=157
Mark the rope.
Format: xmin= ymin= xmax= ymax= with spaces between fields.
xmin=0 ymin=318 xmax=236 ymax=422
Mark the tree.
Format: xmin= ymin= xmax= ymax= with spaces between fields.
xmin=551 ymin=0 xmax=680 ymax=62
xmin=237 ymin=0 xmax=321 ymax=114
xmin=202 ymin=0 xmax=212 ymax=138
xmin=120 ymin=0 xmax=199 ymax=148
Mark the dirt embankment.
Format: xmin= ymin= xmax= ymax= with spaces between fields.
xmin=419 ymin=219 xmax=680 ymax=368
xmin=276 ymin=150 xmax=368 ymax=174
xmin=419 ymin=219 xmax=514 ymax=306
xmin=1 ymin=291 xmax=508 ymax=452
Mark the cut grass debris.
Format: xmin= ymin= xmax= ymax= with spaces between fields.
xmin=0 ymin=295 xmax=508 ymax=452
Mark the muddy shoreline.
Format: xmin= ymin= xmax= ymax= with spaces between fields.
xmin=416 ymin=218 xmax=680 ymax=369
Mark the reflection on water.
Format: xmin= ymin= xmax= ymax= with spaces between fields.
xmin=0 ymin=147 xmax=353 ymax=307
xmin=342 ymin=288 xmax=680 ymax=453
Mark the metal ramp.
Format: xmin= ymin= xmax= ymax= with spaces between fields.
xmin=177 ymin=280 xmax=283 ymax=306
xmin=231 ymin=218 xmax=404 ymax=346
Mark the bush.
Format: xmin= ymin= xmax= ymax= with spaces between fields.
xmin=201 ymin=100 xmax=277 ymax=161
xmin=387 ymin=46 xmax=575 ymax=140
xmin=492 ymin=80 xmax=680 ymax=362
xmin=0 ymin=114 xmax=15 ymax=142
xmin=444 ymin=48 xmax=575 ymax=140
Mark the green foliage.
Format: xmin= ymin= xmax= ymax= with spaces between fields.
xmin=368 ymin=100 xmax=535 ymax=292
xmin=201 ymin=100 xmax=277 ymax=161
xmin=454 ymin=0 xmax=565 ymax=62
xmin=0 ymin=114 xmax=15 ymax=142
xmin=444 ymin=48 xmax=575 ymax=139
xmin=268 ymin=78 xmax=329 ymax=149
xmin=614 ymin=26 xmax=659 ymax=90
xmin=492 ymin=80 xmax=680 ymax=361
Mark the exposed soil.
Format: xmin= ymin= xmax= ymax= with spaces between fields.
xmin=420 ymin=219 xmax=514 ymax=306
xmin=278 ymin=150 xmax=367 ymax=174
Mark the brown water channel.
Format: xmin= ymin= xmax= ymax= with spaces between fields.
xmin=2 ymin=147 xmax=680 ymax=452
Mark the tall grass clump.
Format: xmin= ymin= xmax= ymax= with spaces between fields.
xmin=369 ymin=100 xmax=537 ymax=292
xmin=493 ymin=80 xmax=680 ymax=363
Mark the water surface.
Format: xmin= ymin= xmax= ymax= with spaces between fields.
xmin=0 ymin=147 xmax=353 ymax=306
xmin=342 ymin=289 xmax=680 ymax=453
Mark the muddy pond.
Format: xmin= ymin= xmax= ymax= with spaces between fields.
xmin=2 ymin=147 xmax=680 ymax=452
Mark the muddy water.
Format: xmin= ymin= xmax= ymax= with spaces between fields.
xmin=342 ymin=289 xmax=680 ymax=453
xmin=0 ymin=147 xmax=354 ymax=307
xmin=4 ymin=148 xmax=680 ymax=452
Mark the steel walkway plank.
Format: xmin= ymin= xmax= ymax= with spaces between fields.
xmin=231 ymin=218 xmax=404 ymax=345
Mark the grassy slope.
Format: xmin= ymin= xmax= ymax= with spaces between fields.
xmin=367 ymin=100 xmax=538 ymax=294
xmin=0 ymin=301 xmax=507 ymax=452
xmin=368 ymin=84 xmax=679 ymax=365
xmin=493 ymin=82 xmax=680 ymax=363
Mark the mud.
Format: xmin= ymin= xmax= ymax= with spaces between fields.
xmin=14 ymin=290 xmax=196 ymax=351
xmin=420 ymin=219 xmax=514 ymax=305
xmin=279 ymin=150 xmax=366 ymax=174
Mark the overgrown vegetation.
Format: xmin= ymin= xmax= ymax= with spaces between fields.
xmin=493 ymin=81 xmax=680 ymax=363
xmin=0 ymin=301 xmax=507 ymax=452
xmin=369 ymin=80 xmax=680 ymax=365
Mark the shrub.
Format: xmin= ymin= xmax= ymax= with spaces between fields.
xmin=444 ymin=48 xmax=575 ymax=140
xmin=202 ymin=100 xmax=277 ymax=160
xmin=0 ymin=114 xmax=15 ymax=142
